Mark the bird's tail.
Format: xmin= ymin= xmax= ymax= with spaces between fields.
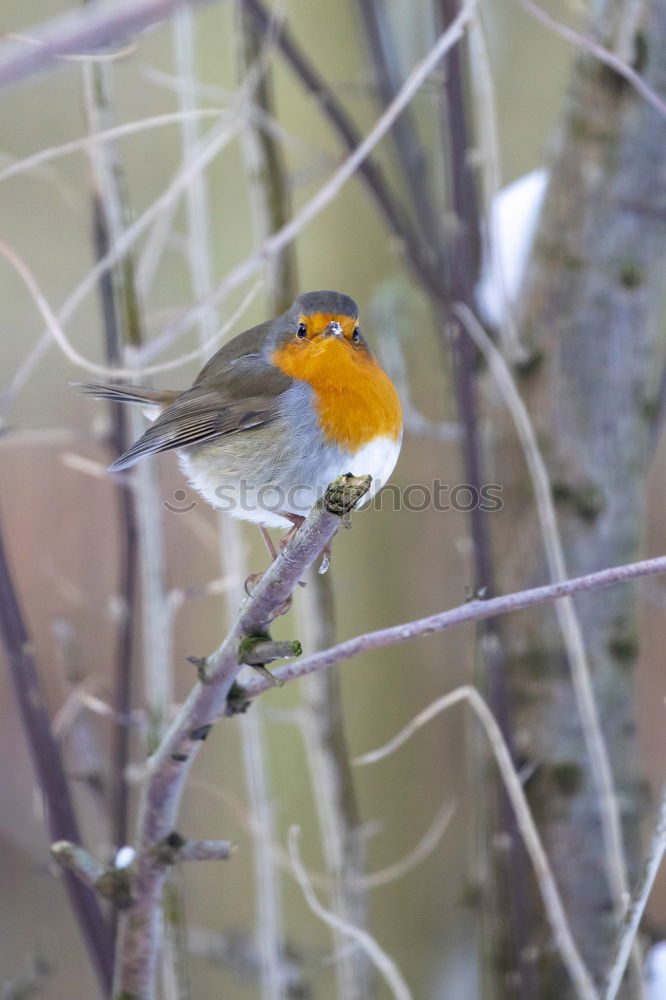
xmin=75 ymin=382 xmax=180 ymax=407
xmin=76 ymin=382 xmax=183 ymax=471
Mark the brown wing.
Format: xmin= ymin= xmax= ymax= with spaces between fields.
xmin=107 ymin=347 xmax=293 ymax=472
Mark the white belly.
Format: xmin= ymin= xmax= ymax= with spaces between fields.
xmin=335 ymin=435 xmax=402 ymax=500
xmin=179 ymin=433 xmax=402 ymax=529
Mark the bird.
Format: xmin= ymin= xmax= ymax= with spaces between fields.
xmin=80 ymin=290 xmax=403 ymax=552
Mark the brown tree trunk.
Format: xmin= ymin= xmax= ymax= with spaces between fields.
xmin=484 ymin=0 xmax=666 ymax=995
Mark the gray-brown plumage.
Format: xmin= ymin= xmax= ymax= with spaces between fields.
xmin=78 ymin=290 xmax=401 ymax=529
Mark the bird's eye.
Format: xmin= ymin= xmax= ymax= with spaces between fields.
xmin=297 ymin=322 xmax=307 ymax=339
xmin=352 ymin=327 xmax=361 ymax=344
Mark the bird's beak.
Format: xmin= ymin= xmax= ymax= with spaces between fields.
xmin=322 ymin=321 xmax=343 ymax=338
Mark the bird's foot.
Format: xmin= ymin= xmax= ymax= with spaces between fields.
xmin=279 ymin=513 xmax=305 ymax=550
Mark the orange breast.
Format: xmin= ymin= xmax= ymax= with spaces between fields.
xmin=272 ymin=339 xmax=402 ymax=451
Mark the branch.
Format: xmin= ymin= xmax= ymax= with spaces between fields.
xmin=51 ymin=841 xmax=133 ymax=908
xmin=602 ymin=785 xmax=666 ymax=999
xmin=0 ymin=0 xmax=214 ymax=90
xmin=239 ymin=5 xmax=376 ymax=994
xmin=240 ymin=553 xmax=666 ymax=697
xmin=357 ymin=0 xmax=444 ymax=260
xmin=454 ymin=301 xmax=636 ymax=980
xmin=298 ymin=577 xmax=372 ymax=1000
xmin=242 ymin=0 xmax=434 ymax=291
xmin=514 ymin=0 xmax=666 ymax=119
xmin=153 ymin=0 xmax=478 ymax=348
xmin=5 ymin=4 xmax=473 ymax=402
xmin=83 ymin=59 xmax=141 ymax=854
xmin=177 ymin=838 xmax=236 ymax=862
xmin=51 ymin=836 xmax=233 ymax=893
xmin=354 ymin=686 xmax=596 ymax=1000
xmin=0 ymin=518 xmax=113 ymax=993
xmin=435 ymin=2 xmax=537 ymax=988
xmin=112 ymin=475 xmax=371 ymax=1000
xmin=0 ymin=109 xmax=220 ymax=185
xmin=288 ymin=827 xmax=413 ymax=1000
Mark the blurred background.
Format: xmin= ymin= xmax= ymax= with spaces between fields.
xmin=1 ymin=1 xmax=665 ymax=998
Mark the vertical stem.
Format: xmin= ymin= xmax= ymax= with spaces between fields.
xmin=298 ymin=569 xmax=372 ymax=1000
xmin=356 ymin=0 xmax=444 ymax=263
xmin=82 ymin=61 xmax=173 ymax=750
xmin=91 ymin=191 xmax=139 ymax=856
xmin=437 ymin=1 xmax=536 ymax=993
xmin=241 ymin=0 xmax=441 ymax=299
xmin=83 ymin=51 xmax=175 ymax=994
xmin=0 ymin=520 xmax=113 ymax=995
xmin=238 ymin=7 xmax=373 ymax=997
xmin=233 ymin=11 xmax=290 ymax=995
xmin=175 ymin=8 xmax=288 ymax=995
xmin=482 ymin=0 xmax=666 ymax=991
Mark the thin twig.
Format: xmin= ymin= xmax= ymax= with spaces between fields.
xmin=357 ymin=0 xmax=444 ymax=261
xmin=0 ymin=0 xmax=215 ymax=90
xmin=514 ymin=0 xmax=666 ymax=119
xmin=288 ymin=827 xmax=414 ymax=1000
xmin=233 ymin=4 xmax=295 ymax=1000
xmin=84 ymin=71 xmax=140 ymax=853
xmin=51 ymin=841 xmax=108 ymax=889
xmin=154 ymin=0 xmax=479 ymax=347
xmin=354 ymin=686 xmax=597 ymax=1000
xmin=602 ymin=787 xmax=666 ymax=1000
xmin=112 ymin=477 xmax=371 ymax=999
xmin=298 ymin=614 xmax=371 ymax=1000
xmin=453 ymin=302 xmax=633 ymax=932
xmin=82 ymin=58 xmax=173 ymax=755
xmin=359 ymin=799 xmax=456 ymax=890
xmin=242 ymin=0 xmax=435 ymax=292
xmin=466 ymin=13 xmax=525 ymax=357
xmin=437 ymin=3 xmax=539 ymax=984
xmin=2 ymin=29 xmax=137 ymax=63
xmin=0 ymin=518 xmax=113 ymax=993
xmin=137 ymin=6 xmax=282 ymax=325
xmin=241 ymin=553 xmax=666 ymax=697
xmin=143 ymin=65 xmax=311 ymax=155
xmin=0 ymin=109 xmax=222 ymax=185
xmin=190 ymin=772 xmax=458 ymax=893
xmin=176 ymin=839 xmax=236 ymax=862
xmin=175 ymin=9 xmax=289 ymax=998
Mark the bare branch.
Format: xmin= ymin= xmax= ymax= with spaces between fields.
xmin=0 ymin=109 xmax=222 ymax=185
xmin=112 ymin=476 xmax=371 ymax=999
xmin=453 ymin=302 xmax=633 ymax=938
xmin=51 ymin=841 xmax=107 ymax=893
xmin=355 ymin=687 xmax=596 ymax=999
xmin=0 ymin=0 xmax=215 ymax=90
xmin=358 ymin=799 xmax=456 ymax=890
xmin=153 ymin=833 xmax=236 ymax=863
xmin=288 ymin=826 xmax=414 ymax=1000
xmin=153 ymin=0 xmax=478 ymax=347
xmin=241 ymin=553 xmax=666 ymax=697
xmin=0 ymin=524 xmax=113 ymax=992
xmin=190 ymin=768 xmax=455 ymax=895
xmin=178 ymin=839 xmax=236 ymax=861
xmin=514 ymin=0 xmax=666 ymax=119
xmin=602 ymin=787 xmax=666 ymax=999
xmin=6 ymin=5 xmax=473 ymax=403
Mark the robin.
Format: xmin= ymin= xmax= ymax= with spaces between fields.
xmin=81 ymin=290 xmax=403 ymax=551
